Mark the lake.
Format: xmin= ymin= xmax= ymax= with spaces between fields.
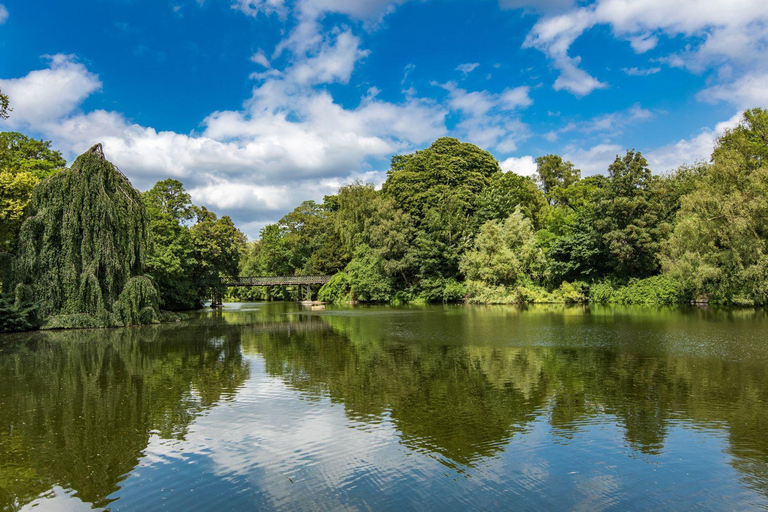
xmin=1 ymin=302 xmax=767 ymax=510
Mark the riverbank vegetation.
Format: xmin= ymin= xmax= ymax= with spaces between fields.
xmin=1 ymin=142 xmax=246 ymax=331
xmin=235 ymin=108 xmax=768 ymax=307
xmin=2 ymin=107 xmax=767 ymax=331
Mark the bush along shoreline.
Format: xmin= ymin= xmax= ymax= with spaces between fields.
xmin=4 ymin=108 xmax=768 ymax=330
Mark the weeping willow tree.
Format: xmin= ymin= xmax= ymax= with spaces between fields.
xmin=11 ymin=144 xmax=160 ymax=328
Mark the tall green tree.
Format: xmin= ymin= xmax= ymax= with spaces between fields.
xmin=535 ymin=154 xmax=580 ymax=205
xmin=0 ymin=133 xmax=66 ymax=253
xmin=597 ymin=150 xmax=666 ymax=280
xmin=0 ymin=86 xmax=9 ymax=120
xmin=190 ymin=207 xmax=247 ymax=303
xmin=11 ymin=144 xmax=160 ymax=328
xmin=662 ymin=108 xmax=768 ymax=304
xmin=460 ymin=208 xmax=545 ymax=303
xmin=142 ymin=179 xmax=199 ymax=310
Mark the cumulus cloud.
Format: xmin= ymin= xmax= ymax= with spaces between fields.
xmin=697 ymin=72 xmax=768 ymax=109
xmin=0 ymin=54 xmax=101 ymax=127
xmin=500 ymin=155 xmax=537 ymax=177
xmin=0 ymin=51 xmax=445 ymax=237
xmin=0 ymin=4 xmax=8 ymax=24
xmin=456 ymin=63 xmax=480 ymax=75
xmin=562 ymin=143 xmax=623 ymax=175
xmin=646 ymin=112 xmax=742 ymax=172
xmin=438 ymin=82 xmax=531 ymax=152
xmin=522 ymin=0 xmax=768 ymax=100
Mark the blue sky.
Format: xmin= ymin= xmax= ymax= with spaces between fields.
xmin=1 ymin=0 xmax=766 ymax=237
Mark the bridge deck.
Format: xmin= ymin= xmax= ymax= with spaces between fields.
xmin=224 ymin=275 xmax=332 ymax=287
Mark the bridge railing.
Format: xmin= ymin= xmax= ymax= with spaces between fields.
xmin=223 ymin=275 xmax=333 ymax=287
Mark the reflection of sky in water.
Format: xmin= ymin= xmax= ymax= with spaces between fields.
xmin=10 ymin=304 xmax=768 ymax=511
xmin=32 ymin=355 xmax=754 ymax=511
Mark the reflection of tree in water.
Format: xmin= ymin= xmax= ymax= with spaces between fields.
xmin=244 ymin=310 xmax=768 ymax=493
xmin=0 ymin=323 xmax=249 ymax=511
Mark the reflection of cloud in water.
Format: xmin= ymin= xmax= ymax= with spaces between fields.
xmin=105 ymin=353 xmax=768 ymax=511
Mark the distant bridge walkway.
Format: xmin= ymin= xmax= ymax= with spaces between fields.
xmin=223 ymin=275 xmax=332 ymax=287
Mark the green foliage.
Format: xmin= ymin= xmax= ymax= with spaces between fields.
xmin=0 ymin=294 xmax=38 ymax=332
xmin=662 ymin=108 xmax=768 ymax=305
xmin=461 ymin=208 xmax=545 ymax=303
xmin=475 ymin=171 xmax=545 ymax=227
xmin=11 ymin=144 xmax=161 ymax=328
xmin=0 ymin=132 xmax=66 ymax=253
xmin=588 ymin=281 xmax=615 ymax=304
xmin=318 ymin=272 xmax=351 ymax=303
xmin=535 ymin=154 xmax=580 ymax=205
xmin=0 ymin=170 xmax=38 ymax=253
xmin=610 ymin=276 xmax=684 ymax=305
xmin=597 ymin=150 xmax=667 ymax=280
xmin=0 ymin=87 xmax=9 ymax=120
xmin=0 ymin=132 xmax=66 ymax=179
xmin=143 ymin=179 xmax=247 ymax=309
xmin=382 ymin=137 xmax=500 ymax=223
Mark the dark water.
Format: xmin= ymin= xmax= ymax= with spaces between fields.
xmin=1 ymin=303 xmax=768 ymax=511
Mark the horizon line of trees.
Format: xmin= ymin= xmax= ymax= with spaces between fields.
xmin=234 ymin=107 xmax=768 ymax=307
xmin=3 ymin=106 xmax=768 ymax=330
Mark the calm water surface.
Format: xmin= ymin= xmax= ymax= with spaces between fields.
xmin=1 ymin=303 xmax=768 ymax=510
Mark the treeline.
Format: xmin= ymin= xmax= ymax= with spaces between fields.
xmin=0 ymin=136 xmax=246 ymax=331
xmin=2 ymin=106 xmax=767 ymax=326
xmin=234 ymin=108 xmax=768 ymax=306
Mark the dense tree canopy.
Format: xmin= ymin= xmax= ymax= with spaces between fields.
xmin=10 ymin=144 xmax=160 ymax=328
xmin=142 ymin=179 xmax=246 ymax=310
xmin=0 ymin=132 xmax=66 ymax=253
xmin=5 ymin=108 xmax=768 ymax=332
xmin=228 ymin=112 xmax=768 ymax=306
xmin=662 ymin=107 xmax=768 ymax=304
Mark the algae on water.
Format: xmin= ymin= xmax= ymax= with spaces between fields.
xmin=11 ymin=144 xmax=160 ymax=328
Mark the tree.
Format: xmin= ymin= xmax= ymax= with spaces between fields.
xmin=597 ymin=150 xmax=666 ymax=281
xmin=535 ymin=154 xmax=580 ymax=205
xmin=11 ymin=144 xmax=160 ymax=328
xmin=0 ymin=132 xmax=66 ymax=179
xmin=460 ymin=208 xmax=545 ymax=302
xmin=0 ymin=86 xmax=10 ymax=120
xmin=142 ymin=180 xmax=199 ymax=310
xmin=190 ymin=207 xmax=247 ymax=303
xmin=662 ymin=108 xmax=768 ymax=304
xmin=0 ymin=133 xmax=66 ymax=253
xmin=382 ymin=137 xmax=500 ymax=222
xmin=475 ymin=171 xmax=546 ymax=228
xmin=0 ymin=171 xmax=38 ymax=253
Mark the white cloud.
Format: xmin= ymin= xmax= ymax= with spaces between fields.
xmin=627 ymin=33 xmax=658 ymax=53
xmin=697 ymin=72 xmax=768 ymax=109
xmin=622 ymin=66 xmax=661 ymax=76
xmin=0 ymin=4 xmax=8 ymax=24
xmin=500 ymin=155 xmax=537 ymax=177
xmin=646 ymin=112 xmax=742 ymax=172
xmin=560 ymin=104 xmax=653 ymax=135
xmin=439 ymin=82 xmax=531 ymax=152
xmin=522 ymin=0 xmax=768 ymax=99
xmin=250 ymin=50 xmax=271 ymax=68
xmin=0 ymin=52 xmax=446 ymax=237
xmin=523 ymin=8 xmax=606 ymax=96
xmin=456 ymin=63 xmax=480 ymax=75
xmin=562 ymin=143 xmax=623 ymax=175
xmin=231 ymin=0 xmax=286 ymax=17
xmin=285 ymin=30 xmax=369 ymax=85
xmin=0 ymin=54 xmax=101 ymax=127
